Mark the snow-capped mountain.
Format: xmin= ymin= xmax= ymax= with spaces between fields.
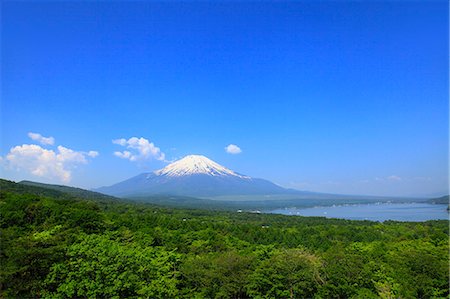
xmin=155 ymin=155 xmax=250 ymax=179
xmin=96 ymin=155 xmax=292 ymax=197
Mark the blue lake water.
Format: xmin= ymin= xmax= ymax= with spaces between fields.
xmin=269 ymin=203 xmax=449 ymax=222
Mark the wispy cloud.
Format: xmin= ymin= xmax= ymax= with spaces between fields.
xmin=113 ymin=137 xmax=165 ymax=162
xmin=4 ymin=142 xmax=98 ymax=183
xmin=387 ymin=175 xmax=402 ymax=181
xmin=225 ymin=144 xmax=242 ymax=154
xmin=28 ymin=132 xmax=55 ymax=145
xmin=375 ymin=175 xmax=402 ymax=182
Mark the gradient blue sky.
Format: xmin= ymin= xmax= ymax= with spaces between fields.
xmin=1 ymin=1 xmax=448 ymax=196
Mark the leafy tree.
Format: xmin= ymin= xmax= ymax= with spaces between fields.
xmin=247 ymin=248 xmax=323 ymax=299
xmin=43 ymin=233 xmax=180 ymax=298
xmin=181 ymin=251 xmax=253 ymax=298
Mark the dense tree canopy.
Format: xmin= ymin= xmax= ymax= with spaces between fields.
xmin=0 ymin=180 xmax=448 ymax=298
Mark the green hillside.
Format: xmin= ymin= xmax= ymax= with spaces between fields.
xmin=19 ymin=180 xmax=119 ymax=202
xmin=1 ymin=179 xmax=70 ymax=198
xmin=1 ymin=179 xmax=448 ymax=298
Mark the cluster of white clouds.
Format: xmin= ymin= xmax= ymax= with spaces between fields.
xmin=225 ymin=144 xmax=242 ymax=154
xmin=113 ymin=137 xmax=165 ymax=162
xmin=3 ymin=132 xmax=244 ymax=183
xmin=111 ymin=137 xmax=243 ymax=162
xmin=3 ymin=133 xmax=98 ymax=182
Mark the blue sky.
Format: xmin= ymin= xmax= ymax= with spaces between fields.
xmin=1 ymin=1 xmax=448 ymax=196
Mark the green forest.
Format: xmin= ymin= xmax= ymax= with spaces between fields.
xmin=1 ymin=179 xmax=448 ymax=298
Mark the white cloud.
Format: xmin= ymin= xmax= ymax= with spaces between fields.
xmin=57 ymin=145 xmax=87 ymax=163
xmin=114 ymin=151 xmax=132 ymax=159
xmin=88 ymin=151 xmax=99 ymax=158
xmin=112 ymin=138 xmax=127 ymax=146
xmin=225 ymin=144 xmax=242 ymax=154
xmin=4 ymin=144 xmax=98 ymax=182
xmin=112 ymin=137 xmax=165 ymax=162
xmin=28 ymin=132 xmax=55 ymax=145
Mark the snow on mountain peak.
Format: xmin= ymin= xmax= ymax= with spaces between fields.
xmin=155 ymin=154 xmax=250 ymax=178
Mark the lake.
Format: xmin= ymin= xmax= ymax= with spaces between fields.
xmin=269 ymin=202 xmax=449 ymax=222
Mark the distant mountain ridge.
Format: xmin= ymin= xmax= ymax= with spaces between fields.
xmin=428 ymin=195 xmax=449 ymax=205
xmin=96 ymin=155 xmax=299 ymax=197
xmin=19 ymin=180 xmax=119 ymax=201
xmin=0 ymin=179 xmax=119 ymax=203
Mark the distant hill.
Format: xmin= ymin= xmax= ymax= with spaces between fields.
xmin=0 ymin=179 xmax=119 ymax=203
xmin=19 ymin=180 xmax=119 ymax=202
xmin=1 ymin=178 xmax=65 ymax=198
xmin=428 ymin=195 xmax=449 ymax=204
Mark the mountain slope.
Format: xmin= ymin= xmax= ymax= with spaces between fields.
xmin=96 ymin=155 xmax=293 ymax=197
xmin=19 ymin=180 xmax=119 ymax=202
xmin=155 ymin=154 xmax=250 ymax=178
xmin=0 ymin=179 xmax=119 ymax=203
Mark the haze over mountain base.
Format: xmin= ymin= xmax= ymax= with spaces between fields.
xmin=95 ymin=155 xmax=425 ymax=208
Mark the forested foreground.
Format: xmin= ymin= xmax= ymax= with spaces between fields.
xmin=1 ymin=185 xmax=449 ymax=298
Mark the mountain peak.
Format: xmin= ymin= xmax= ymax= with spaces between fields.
xmin=96 ymin=154 xmax=292 ymax=197
xmin=154 ymin=155 xmax=249 ymax=178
